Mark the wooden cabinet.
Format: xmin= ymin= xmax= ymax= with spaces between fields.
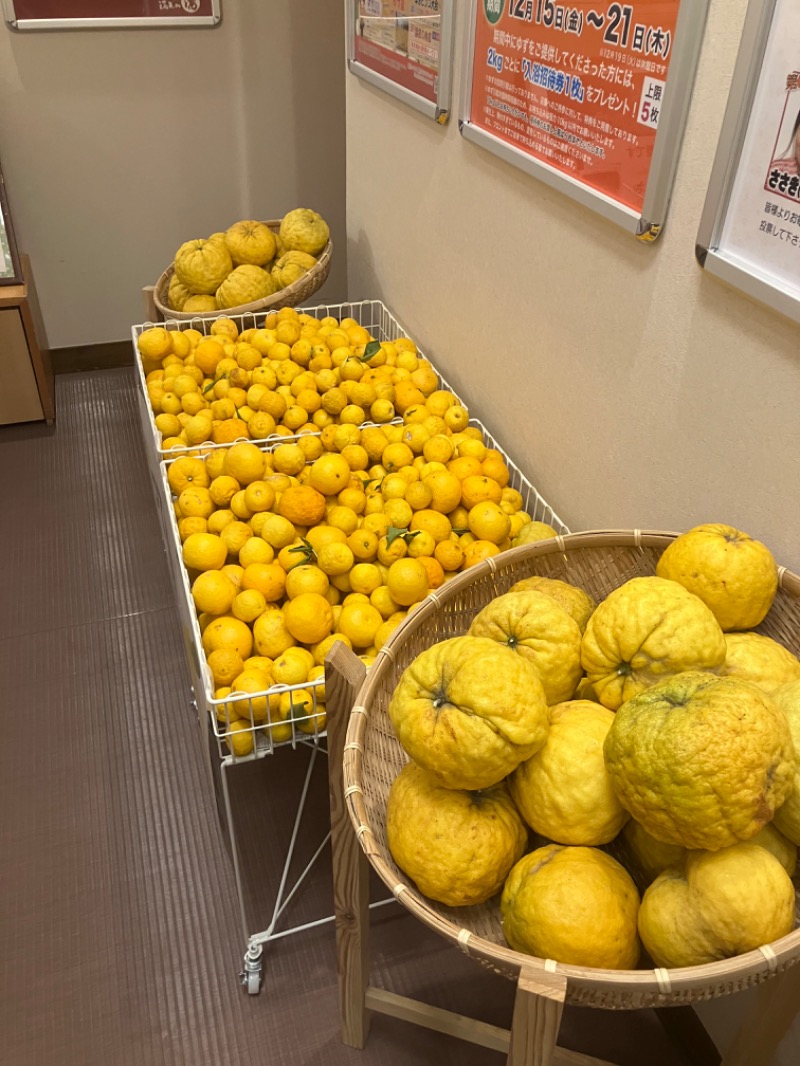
xmin=0 ymin=255 xmax=54 ymax=425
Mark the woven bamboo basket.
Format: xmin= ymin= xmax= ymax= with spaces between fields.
xmin=343 ymin=529 xmax=800 ymax=1010
xmin=152 ymin=220 xmax=333 ymax=322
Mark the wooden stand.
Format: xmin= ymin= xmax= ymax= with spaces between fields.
xmin=0 ymin=255 xmax=54 ymax=425
xmin=325 ymin=642 xmax=799 ymax=1066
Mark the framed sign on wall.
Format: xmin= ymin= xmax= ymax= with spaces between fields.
xmin=346 ymin=1 xmax=455 ymax=123
xmin=697 ymin=0 xmax=800 ymax=325
xmin=460 ymin=0 xmax=710 ymax=241
xmin=2 ymin=0 xmax=221 ymax=30
xmin=0 ymin=160 xmax=22 ymax=287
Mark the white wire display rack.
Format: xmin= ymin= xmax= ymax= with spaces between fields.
xmin=138 ymin=298 xmax=570 ymax=995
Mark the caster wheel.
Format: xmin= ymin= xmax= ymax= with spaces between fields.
xmin=240 ymin=943 xmax=263 ymax=995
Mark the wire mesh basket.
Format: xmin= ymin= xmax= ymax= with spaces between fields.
xmin=343 ymin=530 xmax=800 ymax=1010
xmin=159 ymin=426 xmax=569 ymax=767
xmin=132 ymin=299 xmax=459 ymax=463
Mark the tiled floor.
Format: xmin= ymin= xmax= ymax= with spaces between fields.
xmin=0 ymin=370 xmax=697 ymax=1066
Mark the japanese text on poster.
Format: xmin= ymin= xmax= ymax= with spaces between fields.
xmin=354 ymin=1 xmax=441 ymax=105
xmin=470 ymin=1 xmax=682 ymax=213
xmin=717 ymin=0 xmax=800 ymax=303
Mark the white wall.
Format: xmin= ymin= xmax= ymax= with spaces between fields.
xmin=346 ymin=3 xmax=800 ymax=1059
xmin=0 ymin=1 xmax=346 ymax=348
xmin=346 ymin=0 xmax=800 ymax=574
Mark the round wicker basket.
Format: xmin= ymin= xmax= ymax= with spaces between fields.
xmin=343 ymin=529 xmax=800 ymax=1010
xmin=152 ymin=220 xmax=333 ymax=322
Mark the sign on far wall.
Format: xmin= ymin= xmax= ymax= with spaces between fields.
xmin=460 ymin=0 xmax=710 ymax=240
xmin=697 ymin=0 xmax=800 ymax=325
xmin=3 ymin=0 xmax=220 ymax=29
xmin=346 ymin=1 xmax=455 ymax=123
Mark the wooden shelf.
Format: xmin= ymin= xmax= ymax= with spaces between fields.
xmin=0 ymin=255 xmax=54 ymax=425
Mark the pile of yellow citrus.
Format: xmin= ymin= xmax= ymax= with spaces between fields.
xmin=166 ymin=397 xmax=558 ymax=756
xmin=384 ymin=524 xmax=800 ymax=973
xmin=137 ymin=306 xmax=481 ymax=451
xmin=163 ymin=209 xmax=329 ymax=314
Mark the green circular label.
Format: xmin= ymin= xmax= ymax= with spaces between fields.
xmin=483 ymin=0 xmax=504 ymax=25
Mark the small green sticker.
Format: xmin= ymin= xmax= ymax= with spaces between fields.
xmin=483 ymin=0 xmax=504 ymax=25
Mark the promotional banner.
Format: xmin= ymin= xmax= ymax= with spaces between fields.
xmin=469 ymin=1 xmax=682 ymax=213
xmin=716 ymin=1 xmax=800 ymax=302
xmin=7 ymin=0 xmax=216 ymax=23
xmin=354 ymin=1 xmax=441 ymax=105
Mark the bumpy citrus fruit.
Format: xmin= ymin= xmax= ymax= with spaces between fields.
xmin=656 ymin=524 xmax=778 ymax=631
xmin=508 ymin=576 xmax=596 ymax=631
xmin=720 ymin=632 xmax=800 ymax=694
xmin=387 ymin=764 xmax=527 ymax=907
xmin=174 ymin=238 xmax=232 ymax=294
xmin=638 ymin=843 xmax=795 ymax=968
xmin=773 ymin=680 xmax=800 ymax=844
xmin=272 ymin=251 xmax=318 ymax=288
xmin=280 ymin=208 xmax=329 ymax=256
xmin=216 ymin=265 xmax=277 ymax=310
xmin=512 ymin=521 xmax=558 ymax=547
xmin=511 ymin=700 xmax=628 ymax=845
xmin=581 ymin=577 xmax=726 ymax=710
xmin=225 ymin=220 xmax=277 ymax=266
xmin=389 ymin=636 xmax=549 ymax=790
xmin=469 ymin=591 xmax=582 ymax=705
xmin=604 ymin=671 xmax=795 ymax=850
xmin=502 ymin=845 xmax=640 ymax=969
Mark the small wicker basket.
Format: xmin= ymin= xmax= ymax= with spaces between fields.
xmin=152 ymin=220 xmax=333 ymax=322
xmin=344 ymin=529 xmax=800 ymax=1010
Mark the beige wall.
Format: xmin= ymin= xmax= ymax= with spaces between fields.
xmin=346 ymin=0 xmax=800 ymax=574
xmin=0 ymin=1 xmax=346 ymax=348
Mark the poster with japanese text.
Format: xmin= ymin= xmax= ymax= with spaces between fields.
xmin=469 ymin=1 xmax=682 ymax=214
xmin=353 ymin=1 xmax=442 ymax=106
xmin=5 ymin=0 xmax=218 ymax=27
xmin=715 ymin=1 xmax=800 ymax=303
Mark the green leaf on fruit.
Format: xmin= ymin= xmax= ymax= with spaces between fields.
xmin=360 ymin=340 xmax=382 ymax=363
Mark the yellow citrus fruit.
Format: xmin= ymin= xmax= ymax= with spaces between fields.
xmin=389 ymin=636 xmax=548 ymax=790
xmin=337 ymin=602 xmax=383 ymax=648
xmin=317 ymin=543 xmax=355 ymax=577
xmin=327 ymin=506 xmax=360 ymax=536
xmin=417 ymin=556 xmax=444 ymax=590
xmin=138 ymin=326 xmax=174 ymax=361
xmin=242 ymin=562 xmax=287 ymax=602
xmin=638 ymin=843 xmax=794 ymax=968
xmin=260 ymin=514 xmax=296 ymax=549
xmin=178 ymin=516 xmax=208 ymax=541
xmin=278 ymin=485 xmax=327 ymax=526
xmin=508 ymin=576 xmax=596 ymax=632
xmin=208 ymin=475 xmax=240 ymax=508
xmin=192 ymin=570 xmax=238 ymax=615
xmin=424 ymin=471 xmax=462 ymax=514
xmin=220 ymin=520 xmax=253 ymax=557
xmin=272 ymin=443 xmax=306 ymax=475
xmin=226 ymin=719 xmax=256 ymax=758
xmin=168 ymin=456 xmax=209 ymax=494
xmin=272 ymin=650 xmax=310 ymax=686
xmin=434 ymin=539 xmax=464 ymax=571
xmin=462 ymin=540 xmax=500 ymax=569
xmin=386 ymin=558 xmax=429 ymax=607
xmin=285 ymin=565 xmax=330 ymax=599
xmin=223 ymin=442 xmax=266 ymax=485
xmin=178 ymin=486 xmax=214 ymax=520
xmin=182 ymin=532 xmax=226 ymax=571
xmin=510 ymin=700 xmax=627 ymax=845
xmin=238 ymin=537 xmax=274 ymax=567
xmin=350 ymin=563 xmax=382 ymax=596
xmin=221 ymin=563 xmax=245 ymax=589
xmin=225 ymin=219 xmax=277 ymax=266
xmin=347 ymin=529 xmax=379 ymax=562
xmin=387 ymin=763 xmax=528 ymax=907
xmin=201 ymin=615 xmax=254 ymax=659
xmin=467 ymin=501 xmax=511 ymax=545
xmin=656 ymin=524 xmax=778 ymax=631
xmin=253 ymin=610 xmax=296 ymax=659
xmin=410 ymin=509 xmax=452 ymax=544
xmin=512 ymin=521 xmax=559 ymax=547
xmin=207 ymin=648 xmax=245 ymax=688
xmin=502 ymin=845 xmax=640 ymax=969
xmin=460 ymin=475 xmax=502 ymax=510
xmin=231 ymin=588 xmax=268 ymax=623
xmin=308 ymin=453 xmax=350 ymax=495
xmin=383 ymin=499 xmax=413 ymax=530
xmin=720 ymin=632 xmax=800 ymax=693
xmin=773 ymin=681 xmax=800 ymax=844
xmin=283 ymin=593 xmax=334 ymax=644
xmin=605 ymin=672 xmax=795 ymax=849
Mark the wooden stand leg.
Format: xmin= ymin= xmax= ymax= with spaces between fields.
xmin=142 ymin=285 xmax=159 ymax=323
xmin=719 ymin=964 xmax=800 ymax=1066
xmin=325 ymin=642 xmax=370 ymax=1049
xmin=507 ymin=967 xmax=567 ymax=1066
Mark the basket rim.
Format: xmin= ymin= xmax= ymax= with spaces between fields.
xmin=343 ymin=529 xmax=800 ymax=1003
xmin=153 ymin=220 xmax=333 ymax=320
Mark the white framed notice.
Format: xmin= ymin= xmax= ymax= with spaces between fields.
xmin=697 ymin=0 xmax=800 ymax=324
xmin=460 ymin=0 xmax=710 ymax=241
xmin=346 ymin=1 xmax=455 ymax=123
xmin=3 ymin=0 xmax=221 ymax=30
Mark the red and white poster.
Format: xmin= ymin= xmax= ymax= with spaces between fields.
xmin=6 ymin=0 xmax=218 ymax=25
xmin=354 ymin=1 xmax=441 ymax=106
xmin=469 ymin=1 xmax=682 ymax=213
